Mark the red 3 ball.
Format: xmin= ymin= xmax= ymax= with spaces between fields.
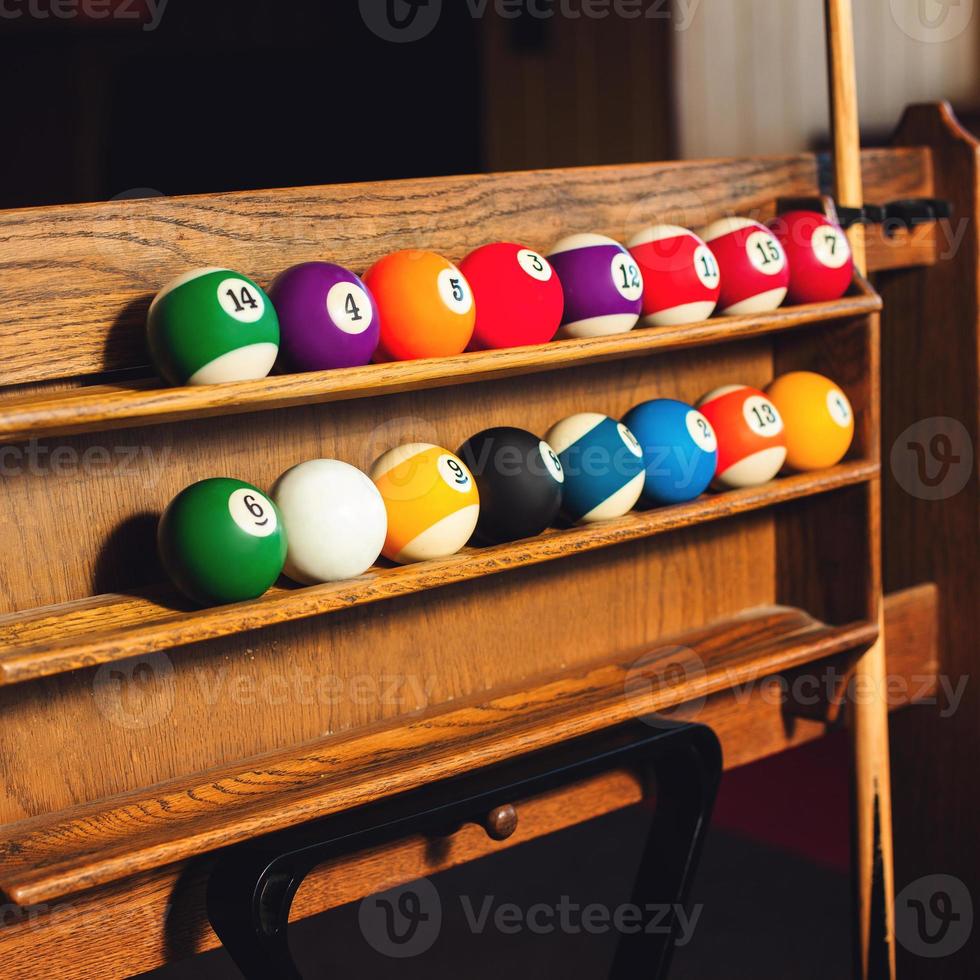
xmin=767 ymin=211 xmax=854 ymax=304
xmin=459 ymin=242 xmax=564 ymax=350
xmin=628 ymin=225 xmax=721 ymax=327
xmin=699 ymin=217 xmax=789 ymax=315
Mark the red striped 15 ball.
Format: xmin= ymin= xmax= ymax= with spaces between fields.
xmin=628 ymin=225 xmax=721 ymax=326
xmin=699 ymin=218 xmax=789 ymax=315
xmin=768 ymin=211 xmax=854 ymax=304
xmin=696 ymin=385 xmax=787 ymax=488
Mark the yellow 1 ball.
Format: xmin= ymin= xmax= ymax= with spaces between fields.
xmin=765 ymin=371 xmax=854 ymax=471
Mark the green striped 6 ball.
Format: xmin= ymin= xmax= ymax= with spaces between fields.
xmin=147 ymin=267 xmax=280 ymax=385
xmin=158 ymin=478 xmax=287 ymax=606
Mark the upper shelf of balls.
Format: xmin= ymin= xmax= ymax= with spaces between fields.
xmin=0 ymin=212 xmax=877 ymax=447
xmin=149 ymin=214 xmax=857 ymax=389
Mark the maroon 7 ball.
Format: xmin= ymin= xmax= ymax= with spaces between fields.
xmin=269 ymin=262 xmax=380 ymax=372
xmin=768 ymin=211 xmax=854 ymax=304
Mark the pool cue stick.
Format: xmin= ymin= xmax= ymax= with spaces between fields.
xmin=824 ymin=1 xmax=897 ymax=977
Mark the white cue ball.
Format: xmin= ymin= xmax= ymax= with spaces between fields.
xmin=272 ymin=459 xmax=388 ymax=584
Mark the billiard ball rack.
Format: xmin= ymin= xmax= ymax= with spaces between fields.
xmin=0 ymin=104 xmax=952 ymax=976
xmin=0 ymin=456 xmax=877 ymax=687
xmin=0 ymin=278 xmax=879 ymax=445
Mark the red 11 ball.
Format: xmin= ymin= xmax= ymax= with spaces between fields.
xmin=768 ymin=211 xmax=854 ymax=304
xmin=460 ymin=243 xmax=564 ymax=350
xmin=699 ymin=217 xmax=789 ymax=316
xmin=628 ymin=225 xmax=721 ymax=327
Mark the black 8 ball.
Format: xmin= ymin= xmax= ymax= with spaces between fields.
xmin=457 ymin=427 xmax=565 ymax=545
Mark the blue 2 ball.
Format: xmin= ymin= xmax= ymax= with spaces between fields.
xmin=622 ymin=399 xmax=719 ymax=505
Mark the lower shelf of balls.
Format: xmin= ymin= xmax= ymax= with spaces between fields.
xmin=0 ymin=458 xmax=878 ymax=689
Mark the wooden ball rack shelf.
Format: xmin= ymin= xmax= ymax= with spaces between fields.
xmin=0 ymin=458 xmax=879 ymax=687
xmin=0 ymin=282 xmax=878 ymax=444
xmin=0 ymin=52 xmax=960 ymax=977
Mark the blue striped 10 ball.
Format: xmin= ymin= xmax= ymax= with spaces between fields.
xmin=545 ymin=413 xmax=646 ymax=523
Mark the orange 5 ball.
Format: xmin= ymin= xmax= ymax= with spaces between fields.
xmin=364 ymin=250 xmax=476 ymax=361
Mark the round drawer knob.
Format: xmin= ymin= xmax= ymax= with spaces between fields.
xmin=484 ymin=804 xmax=519 ymax=841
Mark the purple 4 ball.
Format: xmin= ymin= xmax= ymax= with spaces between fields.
xmin=269 ymin=262 xmax=380 ymax=372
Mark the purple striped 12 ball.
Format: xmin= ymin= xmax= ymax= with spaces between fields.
xmin=547 ymin=234 xmax=644 ymax=338
xmin=269 ymin=262 xmax=380 ymax=372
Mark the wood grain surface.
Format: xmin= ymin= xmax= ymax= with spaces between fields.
xmin=0 ymin=587 xmax=937 ymax=980
xmin=0 ymin=148 xmax=927 ymax=388
xmin=0 ymin=460 xmax=877 ymax=687
xmin=0 ymin=604 xmax=878 ymax=906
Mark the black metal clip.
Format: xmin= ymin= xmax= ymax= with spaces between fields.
xmin=836 ymin=198 xmax=952 ymax=234
xmin=882 ymin=198 xmax=953 ymax=235
xmin=207 ymin=719 xmax=722 ymax=979
xmin=835 ymin=204 xmax=884 ymax=230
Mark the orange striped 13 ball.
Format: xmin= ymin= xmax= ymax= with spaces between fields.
xmin=696 ymin=385 xmax=787 ymax=488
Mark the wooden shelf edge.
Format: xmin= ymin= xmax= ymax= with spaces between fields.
xmin=0 ymin=287 xmax=881 ymax=444
xmin=0 ymin=627 xmax=933 ymax=980
xmin=0 ymin=604 xmax=878 ymax=906
xmin=882 ymin=583 xmax=940 ymax=703
xmin=0 ymin=460 xmax=879 ymax=687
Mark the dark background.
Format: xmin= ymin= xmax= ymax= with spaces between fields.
xmin=0 ymin=0 xmax=674 ymax=211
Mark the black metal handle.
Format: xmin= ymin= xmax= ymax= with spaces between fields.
xmin=835 ymin=199 xmax=951 ymax=231
xmin=207 ymin=718 xmax=722 ymax=979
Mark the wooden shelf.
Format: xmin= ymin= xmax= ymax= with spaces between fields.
xmin=0 ymin=460 xmax=878 ymax=687
xmin=0 ymin=284 xmax=880 ymax=444
xmin=0 ymin=604 xmax=879 ymax=906
xmin=0 ymin=588 xmax=938 ymax=980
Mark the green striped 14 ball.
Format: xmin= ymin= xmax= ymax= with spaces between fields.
xmin=147 ymin=267 xmax=280 ymax=386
